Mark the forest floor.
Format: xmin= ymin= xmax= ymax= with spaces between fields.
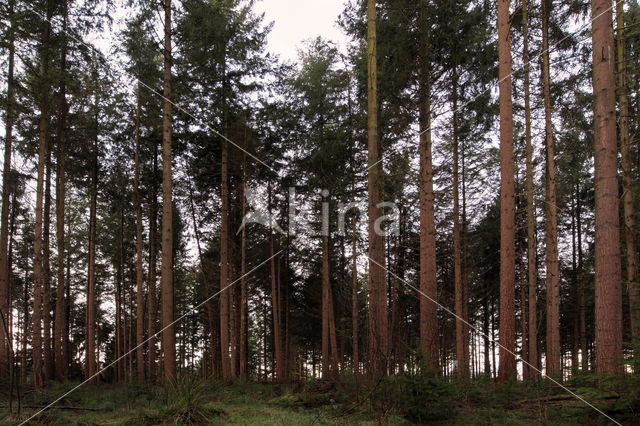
xmin=0 ymin=374 xmax=637 ymax=425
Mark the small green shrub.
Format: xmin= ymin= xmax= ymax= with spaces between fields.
xmin=398 ymin=374 xmax=457 ymax=423
xmin=163 ymin=374 xmax=223 ymax=425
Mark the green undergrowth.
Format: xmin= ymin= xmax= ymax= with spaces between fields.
xmin=0 ymin=372 xmax=638 ymax=425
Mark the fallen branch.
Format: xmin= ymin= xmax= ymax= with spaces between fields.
xmin=517 ymin=394 xmax=619 ymax=406
xmin=0 ymin=405 xmax=108 ymax=411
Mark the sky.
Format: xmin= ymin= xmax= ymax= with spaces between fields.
xmin=253 ymin=0 xmax=349 ymax=62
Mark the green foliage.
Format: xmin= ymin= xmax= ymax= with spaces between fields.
xmin=378 ymin=374 xmax=457 ymax=423
xmin=163 ymin=374 xmax=224 ymax=425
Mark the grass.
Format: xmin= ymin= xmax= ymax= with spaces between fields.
xmin=0 ymin=374 xmax=636 ymax=425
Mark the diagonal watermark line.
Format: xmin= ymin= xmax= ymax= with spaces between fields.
xmin=368 ymin=0 xmax=621 ymax=172
xmin=368 ymin=256 xmax=623 ymax=426
xmin=21 ymin=3 xmax=278 ymax=174
xmin=19 ymin=251 xmax=282 ymax=426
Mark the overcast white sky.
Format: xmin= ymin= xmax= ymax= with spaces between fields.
xmin=253 ymin=0 xmax=349 ymax=62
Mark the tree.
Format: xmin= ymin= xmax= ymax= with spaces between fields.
xmin=591 ymin=0 xmax=622 ymax=375
xmin=366 ymin=0 xmax=388 ymax=378
xmin=220 ymin=136 xmax=232 ymax=381
xmin=133 ymin=84 xmax=145 ymax=383
xmin=54 ymin=0 xmax=70 ymax=381
xmin=521 ymin=0 xmax=538 ymax=380
xmin=496 ymin=0 xmax=516 ymax=382
xmin=32 ymin=0 xmax=55 ymax=389
xmin=616 ymin=0 xmax=640 ymax=353
xmin=86 ymin=81 xmax=99 ymax=384
xmin=161 ymin=0 xmax=177 ymax=384
xmin=542 ymin=0 xmax=560 ymax=380
xmin=0 ymin=0 xmax=16 ymax=377
xmin=418 ymin=0 xmax=438 ymax=371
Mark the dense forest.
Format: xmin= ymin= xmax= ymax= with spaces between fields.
xmin=0 ymin=0 xmax=639 ymax=424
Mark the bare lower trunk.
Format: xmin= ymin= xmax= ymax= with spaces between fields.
xmin=54 ymin=0 xmax=69 ymax=380
xmin=32 ymin=0 xmax=54 ymax=389
xmin=322 ymin=225 xmax=339 ymax=379
xmin=0 ymin=0 xmax=16 ymax=377
xmin=43 ymin=145 xmax=53 ymax=380
xmin=591 ymin=0 xmax=622 ymax=375
xmin=239 ymin=155 xmax=248 ymax=379
xmin=148 ymin=145 xmax=159 ymax=381
xmin=351 ymin=204 xmax=359 ymax=374
xmin=133 ymin=85 xmax=145 ymax=383
xmin=220 ymin=136 xmax=231 ymax=382
xmin=522 ymin=0 xmax=537 ymax=380
xmin=576 ymin=187 xmax=587 ymax=371
xmin=161 ymin=0 xmax=176 ymax=384
xmin=452 ymin=73 xmax=468 ymax=379
xmin=497 ymin=0 xmax=516 ymax=382
xmin=268 ymin=185 xmax=284 ymax=379
xmin=366 ymin=0 xmax=388 ymax=377
xmin=418 ymin=0 xmax=438 ymax=371
xmin=542 ymin=0 xmax=560 ymax=380
xmin=616 ymin=0 xmax=639 ymax=352
xmin=86 ymin=107 xmax=98 ymax=384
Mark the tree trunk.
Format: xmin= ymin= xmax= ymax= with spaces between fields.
xmin=497 ymin=0 xmax=516 ymax=382
xmin=86 ymin=100 xmax=99 ymax=384
xmin=351 ymin=196 xmax=359 ymax=375
xmin=542 ymin=0 xmax=561 ymax=380
xmin=161 ymin=0 xmax=176 ymax=384
xmin=220 ymin=135 xmax=232 ymax=382
xmin=452 ymin=71 xmax=468 ymax=379
xmin=321 ymin=215 xmax=339 ymax=379
xmin=133 ymin=85 xmax=146 ymax=383
xmin=571 ymin=194 xmax=580 ymax=374
xmin=43 ymin=142 xmax=53 ymax=380
xmin=32 ymin=0 xmax=54 ymax=389
xmin=322 ymin=231 xmax=331 ymax=378
xmin=521 ymin=0 xmax=537 ymax=380
xmin=418 ymin=0 xmax=438 ymax=372
xmin=239 ymin=153 xmax=248 ymax=380
xmin=115 ymin=218 xmax=123 ymax=383
xmin=268 ymin=185 xmax=284 ymax=380
xmin=576 ymin=184 xmax=587 ymax=371
xmin=54 ymin=0 xmax=69 ymax=380
xmin=0 ymin=0 xmax=16 ymax=378
xmin=616 ymin=0 xmax=640 ymax=353
xmin=366 ymin=0 xmax=388 ymax=377
xmin=148 ymin=143 xmax=159 ymax=381
xmin=591 ymin=0 xmax=623 ymax=375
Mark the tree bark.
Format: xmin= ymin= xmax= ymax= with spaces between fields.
xmin=161 ymin=0 xmax=176 ymax=384
xmin=239 ymin=153 xmax=248 ymax=380
xmin=616 ymin=0 xmax=640 ymax=352
xmin=86 ymin=95 xmax=99 ymax=384
xmin=133 ymin=85 xmax=146 ymax=383
xmin=220 ymin=135 xmax=232 ymax=382
xmin=0 ymin=0 xmax=16 ymax=378
xmin=497 ymin=0 xmax=516 ymax=382
xmin=521 ymin=0 xmax=537 ymax=380
xmin=32 ymin=0 xmax=54 ymax=389
xmin=576 ymin=184 xmax=587 ymax=371
xmin=148 ymin=143 xmax=159 ymax=381
xmin=43 ymin=141 xmax=53 ymax=380
xmin=452 ymin=71 xmax=469 ymax=379
xmin=321 ymin=217 xmax=339 ymax=379
xmin=268 ymin=185 xmax=284 ymax=380
xmin=418 ymin=0 xmax=438 ymax=372
xmin=542 ymin=0 xmax=561 ymax=380
xmin=366 ymin=0 xmax=388 ymax=378
xmin=54 ymin=0 xmax=69 ymax=380
xmin=351 ymin=212 xmax=359 ymax=375
xmin=591 ymin=0 xmax=623 ymax=376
